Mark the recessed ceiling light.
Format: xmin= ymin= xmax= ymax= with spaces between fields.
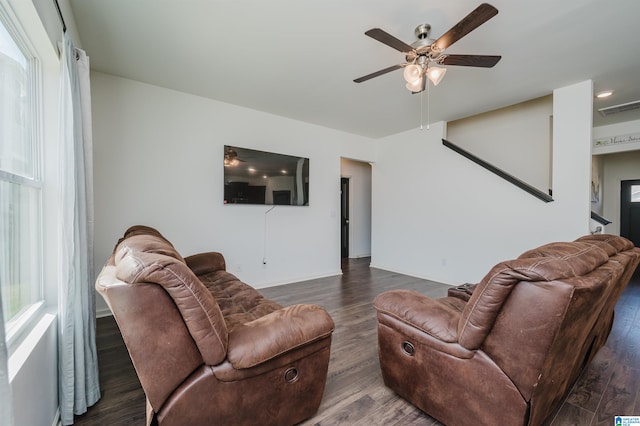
xmin=596 ymin=90 xmax=614 ymax=98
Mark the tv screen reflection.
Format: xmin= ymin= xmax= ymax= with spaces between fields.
xmin=223 ymin=145 xmax=309 ymax=206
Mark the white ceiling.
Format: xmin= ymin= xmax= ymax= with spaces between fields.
xmin=68 ymin=0 xmax=640 ymax=139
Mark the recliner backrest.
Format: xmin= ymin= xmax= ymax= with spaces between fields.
xmin=574 ymin=234 xmax=635 ymax=255
xmin=458 ymin=242 xmax=609 ymax=350
xmin=114 ymin=234 xmax=229 ymax=364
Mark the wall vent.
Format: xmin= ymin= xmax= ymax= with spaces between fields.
xmin=598 ymin=100 xmax=640 ymax=116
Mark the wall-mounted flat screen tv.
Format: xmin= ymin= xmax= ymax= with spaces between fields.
xmin=224 ymin=145 xmax=309 ymax=206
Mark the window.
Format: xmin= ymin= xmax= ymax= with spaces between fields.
xmin=632 ymin=185 xmax=640 ymax=203
xmin=0 ymin=13 xmax=43 ymax=340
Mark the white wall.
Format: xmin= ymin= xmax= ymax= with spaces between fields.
xmin=371 ymin=81 xmax=593 ymax=285
xmin=447 ymin=95 xmax=553 ymax=193
xmin=340 ymin=158 xmax=372 ymax=258
xmin=90 ymin=74 xmax=594 ymax=312
xmin=91 ymin=72 xmax=375 ymax=315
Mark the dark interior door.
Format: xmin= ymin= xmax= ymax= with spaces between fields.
xmin=341 ymin=178 xmax=349 ymax=258
xmin=620 ymin=179 xmax=640 ymax=247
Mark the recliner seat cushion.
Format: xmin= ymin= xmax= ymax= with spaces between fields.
xmin=197 ymin=269 xmax=284 ymax=331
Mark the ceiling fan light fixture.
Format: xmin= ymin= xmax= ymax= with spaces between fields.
xmin=403 ymin=64 xmax=423 ymax=84
xmin=426 ymin=66 xmax=447 ymax=86
xmin=405 ymin=76 xmax=424 ymax=92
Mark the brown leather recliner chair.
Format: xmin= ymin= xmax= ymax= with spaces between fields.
xmin=373 ymin=236 xmax=640 ymax=426
xmin=448 ymin=234 xmax=639 ymax=366
xmin=96 ymin=226 xmax=335 ymax=426
xmin=571 ymin=234 xmax=640 ymax=363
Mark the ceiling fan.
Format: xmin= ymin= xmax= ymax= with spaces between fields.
xmin=354 ymin=3 xmax=501 ymax=93
xmin=224 ymin=147 xmax=245 ymax=167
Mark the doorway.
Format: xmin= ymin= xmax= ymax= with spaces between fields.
xmin=620 ymin=179 xmax=640 ymax=246
xmin=340 ymin=158 xmax=372 ymax=262
xmin=341 ymin=177 xmax=349 ymax=258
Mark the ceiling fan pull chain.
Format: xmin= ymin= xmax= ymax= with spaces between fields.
xmin=419 ymin=80 xmax=430 ymax=130
xmin=426 ymin=80 xmax=430 ymax=130
xmin=420 ymin=87 xmax=424 ymax=130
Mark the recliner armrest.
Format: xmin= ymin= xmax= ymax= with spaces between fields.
xmin=227 ymin=304 xmax=335 ymax=369
xmin=184 ymin=252 xmax=226 ymax=275
xmin=373 ymin=290 xmax=460 ymax=343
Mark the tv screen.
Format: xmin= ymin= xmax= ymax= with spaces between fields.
xmin=224 ymin=145 xmax=309 ymax=206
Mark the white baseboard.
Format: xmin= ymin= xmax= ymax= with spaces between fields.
xmin=254 ymin=269 xmax=343 ymax=289
xmin=348 ymin=253 xmax=371 ymax=259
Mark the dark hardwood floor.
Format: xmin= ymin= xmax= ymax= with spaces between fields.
xmin=74 ymin=258 xmax=640 ymax=425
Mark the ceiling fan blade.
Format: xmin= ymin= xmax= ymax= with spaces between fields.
xmin=365 ymin=28 xmax=414 ymax=53
xmin=434 ymin=3 xmax=498 ymax=51
xmin=440 ymin=54 xmax=501 ymax=67
xmin=354 ymin=64 xmax=403 ymax=83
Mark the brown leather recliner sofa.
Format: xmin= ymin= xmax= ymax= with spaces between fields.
xmin=373 ymin=234 xmax=640 ymax=426
xmin=96 ymin=225 xmax=335 ymax=426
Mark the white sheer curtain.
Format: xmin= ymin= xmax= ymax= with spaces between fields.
xmin=58 ymin=31 xmax=100 ymax=425
xmin=0 ymin=293 xmax=13 ymax=425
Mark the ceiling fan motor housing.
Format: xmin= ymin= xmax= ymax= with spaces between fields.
xmin=415 ymin=23 xmax=431 ymax=39
xmin=406 ymin=23 xmax=438 ymax=62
